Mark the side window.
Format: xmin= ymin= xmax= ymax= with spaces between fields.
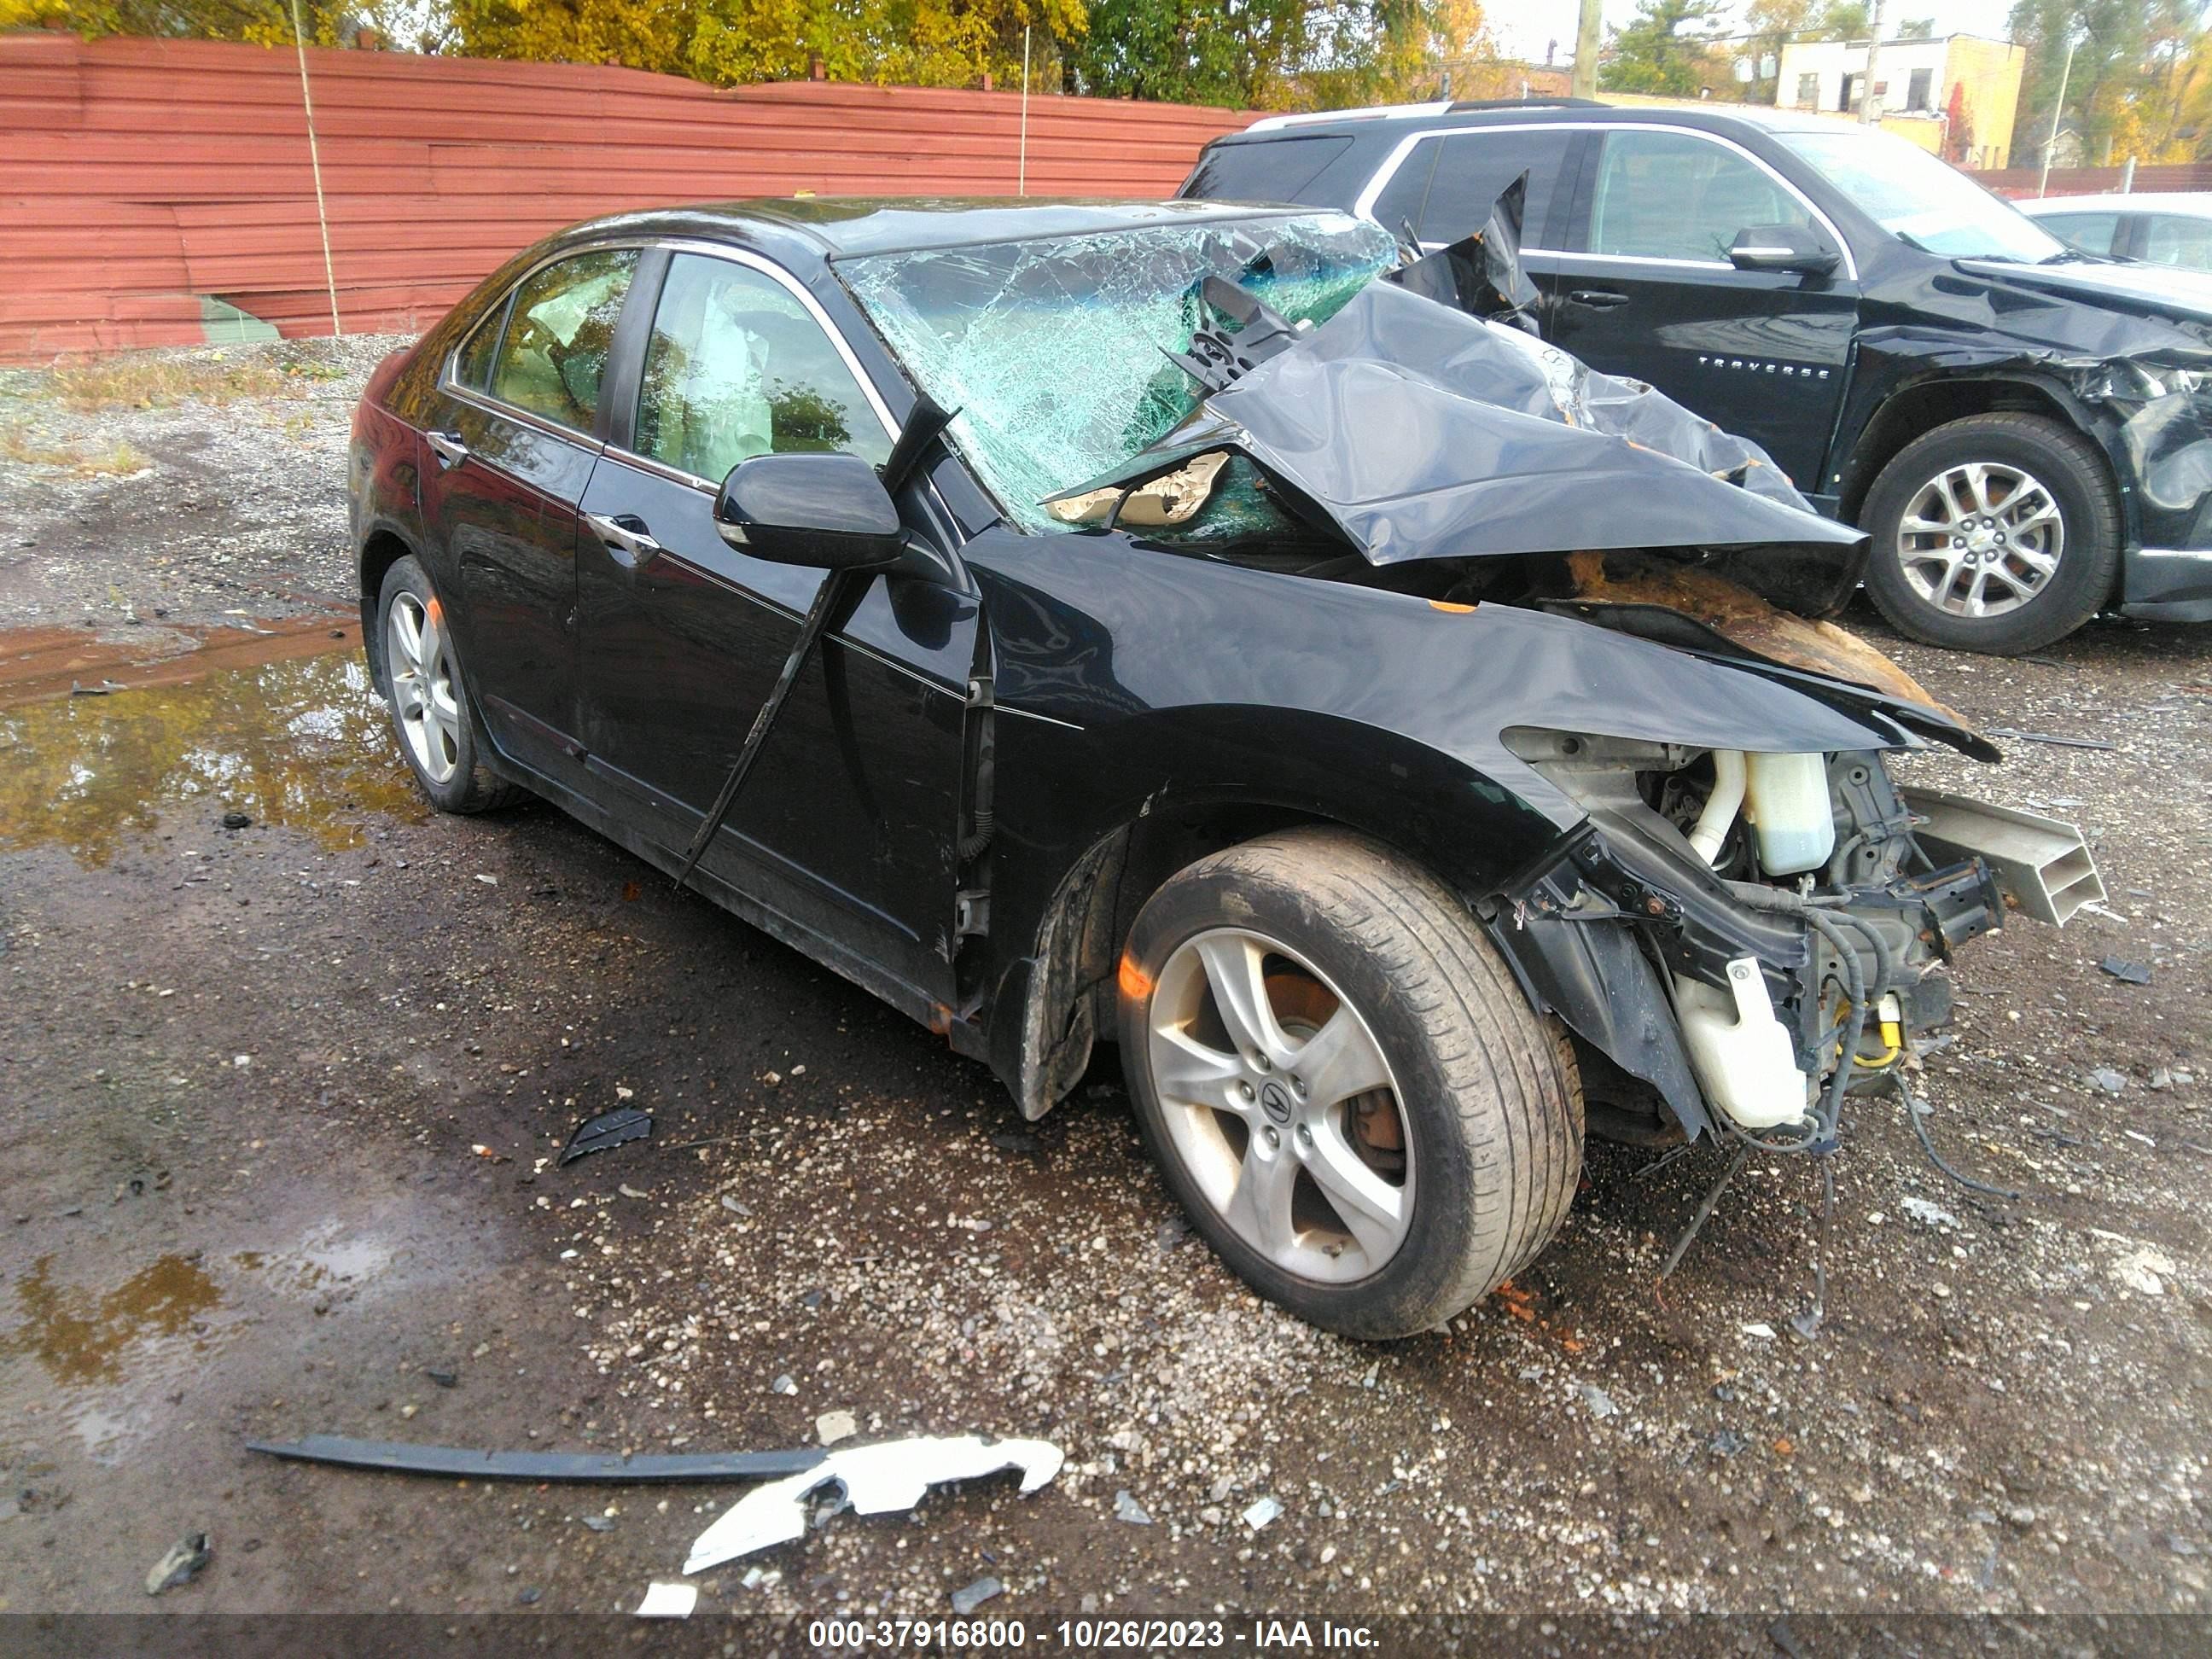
xmin=2038 ymin=212 xmax=2122 ymax=257
xmin=455 ymin=293 xmax=509 ymax=391
xmin=1416 ymin=130 xmax=1575 ymax=247
xmin=2141 ymin=214 xmax=2212 ymax=270
xmin=1369 ymin=139 xmax=1438 ymax=238
xmin=1183 ymin=135 xmax=1352 ymax=202
xmin=634 ymin=252 xmax=891 ymax=483
xmin=1587 ymin=131 xmax=1814 ymax=263
xmin=485 ymin=248 xmax=638 ymax=432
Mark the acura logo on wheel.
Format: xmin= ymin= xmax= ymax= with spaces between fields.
xmin=1258 ymin=1080 xmax=1294 ymax=1125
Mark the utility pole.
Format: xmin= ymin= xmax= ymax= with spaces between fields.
xmin=1571 ymin=0 xmax=1602 ymax=101
xmin=2037 ymin=34 xmax=2077 ymax=198
xmin=1860 ymin=0 xmax=1888 ymax=123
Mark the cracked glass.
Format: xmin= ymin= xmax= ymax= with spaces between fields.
xmin=841 ymin=213 xmax=1397 ymax=533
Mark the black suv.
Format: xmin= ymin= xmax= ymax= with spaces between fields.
xmin=1181 ymin=101 xmax=2212 ymax=654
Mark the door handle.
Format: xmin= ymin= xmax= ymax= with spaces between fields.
xmin=425 ymin=430 xmax=469 ymax=469
xmin=1565 ymin=288 xmax=1631 ymax=310
xmin=585 ymin=512 xmax=665 ymax=571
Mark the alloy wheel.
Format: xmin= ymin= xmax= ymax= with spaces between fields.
xmin=1894 ymin=460 xmax=2064 ymax=619
xmin=1146 ymin=927 xmax=1413 ymax=1283
xmin=387 ymin=591 xmax=462 ymax=785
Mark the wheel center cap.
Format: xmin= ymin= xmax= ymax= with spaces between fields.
xmin=1257 ymin=1080 xmax=1295 ymax=1125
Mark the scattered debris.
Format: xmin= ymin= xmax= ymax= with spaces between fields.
xmin=1710 ymin=1429 xmax=1749 ymax=1457
xmin=815 ymin=1411 xmax=857 ymax=1447
xmin=220 ymin=811 xmax=251 ymax=830
xmin=1241 ymin=1496 xmax=1283 ymax=1531
xmin=1900 ymin=1196 xmax=1961 ymax=1230
xmin=720 ymin=1195 xmax=752 ymax=1215
xmin=1741 ymin=1323 xmax=1777 ymax=1341
xmin=145 ymin=1531 xmax=210 ymax=1596
xmin=635 ymin=1581 xmax=696 ymax=1618
xmin=2090 ymin=1068 xmax=2129 ymax=1096
xmin=581 ymin=1515 xmax=614 ymax=1533
xmin=558 ymin=1107 xmax=652 ymax=1166
xmin=1113 ymin=1489 xmax=1152 ymax=1525
xmin=422 ymin=1366 xmax=458 ymax=1388
xmin=771 ymin=1374 xmax=797 ymax=1396
xmin=683 ymin=1435 xmax=1063 ymax=1575
xmin=987 ymin=1131 xmax=1040 ymax=1155
xmin=2111 ymin=1247 xmax=2176 ymax=1296
xmin=245 ymin=1434 xmax=823 ymax=1483
xmin=2100 ymin=957 xmax=2154 ymax=986
xmin=1155 ymin=1214 xmax=1192 ymax=1254
xmin=617 ymin=1183 xmax=650 ymax=1201
xmin=1579 ymin=1382 xmax=1619 ymax=1420
xmin=950 ymin=1577 xmax=1004 ymax=1615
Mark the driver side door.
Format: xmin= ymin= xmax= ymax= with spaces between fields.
xmin=574 ymin=247 xmax=980 ymax=1004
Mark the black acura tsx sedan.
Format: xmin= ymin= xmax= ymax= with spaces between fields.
xmin=349 ymin=198 xmax=2098 ymax=1338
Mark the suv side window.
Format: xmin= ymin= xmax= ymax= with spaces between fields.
xmin=1185 ymin=135 xmax=1352 ymax=202
xmin=634 ymin=252 xmax=891 ymax=483
xmin=485 ymin=248 xmax=639 ymax=432
xmin=1586 ymin=131 xmax=1813 ymax=263
xmin=1416 ymin=130 xmax=1575 ymax=247
xmin=2037 ymin=212 xmax=2122 ymax=257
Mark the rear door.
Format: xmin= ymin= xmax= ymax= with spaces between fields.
xmin=1361 ymin=126 xmax=1580 ymax=270
xmin=1545 ymin=127 xmax=1858 ymax=494
xmin=420 ymin=246 xmax=641 ymax=773
xmin=573 ymin=245 xmax=979 ymax=1002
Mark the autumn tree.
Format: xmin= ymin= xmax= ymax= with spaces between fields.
xmin=1601 ymin=0 xmax=1728 ymax=97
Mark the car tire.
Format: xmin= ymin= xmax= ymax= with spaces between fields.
xmin=1116 ymin=827 xmax=1582 ymax=1340
xmin=374 ymin=555 xmax=521 ymax=814
xmin=1861 ymin=412 xmax=2120 ymax=655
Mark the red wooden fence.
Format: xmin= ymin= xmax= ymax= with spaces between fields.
xmin=1982 ymin=161 xmax=2212 ymax=200
xmin=0 ymin=33 xmax=1256 ymax=360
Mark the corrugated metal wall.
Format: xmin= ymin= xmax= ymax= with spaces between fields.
xmin=0 ymin=34 xmax=1255 ymax=360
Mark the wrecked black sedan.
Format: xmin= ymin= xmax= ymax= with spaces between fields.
xmin=349 ymin=201 xmax=2098 ymax=1338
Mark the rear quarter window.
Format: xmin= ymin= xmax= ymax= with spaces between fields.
xmin=1183 ymin=135 xmax=1353 ymax=203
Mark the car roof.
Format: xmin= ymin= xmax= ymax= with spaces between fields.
xmin=2017 ymin=192 xmax=2212 ymax=218
xmin=1227 ymin=99 xmax=1853 ymax=143
xmin=548 ymin=197 xmax=1316 ymax=259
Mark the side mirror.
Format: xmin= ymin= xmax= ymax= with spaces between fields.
xmin=1726 ymin=224 xmax=1840 ymax=277
xmin=714 ymin=452 xmax=908 ymax=571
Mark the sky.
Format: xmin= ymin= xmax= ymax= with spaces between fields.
xmin=1487 ymin=0 xmax=2023 ymax=68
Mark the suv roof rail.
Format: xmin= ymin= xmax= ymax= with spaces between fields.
xmin=1244 ymin=102 xmax=1453 ymax=134
xmin=1447 ymin=96 xmax=1609 ymax=112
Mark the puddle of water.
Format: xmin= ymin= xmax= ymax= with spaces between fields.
xmin=0 ymin=647 xmax=427 ymax=866
xmin=0 ymin=1252 xmax=222 ymax=1388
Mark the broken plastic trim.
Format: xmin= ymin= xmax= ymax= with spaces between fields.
xmin=684 ymin=1434 xmax=1063 ymax=1574
xmin=558 ymin=1106 xmax=651 ymax=1165
xmin=246 ymin=1434 xmax=826 ymax=1483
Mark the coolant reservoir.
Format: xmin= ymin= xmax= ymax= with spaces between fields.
xmin=1674 ymin=959 xmax=1813 ymax=1132
xmin=1743 ymin=752 xmax=1836 ymax=876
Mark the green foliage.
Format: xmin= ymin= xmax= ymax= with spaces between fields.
xmin=5 ymin=0 xmax=416 ymax=47
xmin=1601 ymin=0 xmax=1727 ymax=97
xmin=2009 ymin=0 xmax=2212 ymax=163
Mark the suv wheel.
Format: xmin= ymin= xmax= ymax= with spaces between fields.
xmin=1861 ymin=413 xmax=2120 ymax=655
xmin=375 ymin=555 xmax=522 ymax=813
xmin=1116 ymin=828 xmax=1582 ymax=1339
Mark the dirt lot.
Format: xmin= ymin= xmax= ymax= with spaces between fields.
xmin=1 ymin=340 xmax=2209 ymax=1630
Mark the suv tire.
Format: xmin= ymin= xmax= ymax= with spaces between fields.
xmin=1116 ymin=828 xmax=1582 ymax=1339
xmin=1861 ymin=412 xmax=2120 ymax=655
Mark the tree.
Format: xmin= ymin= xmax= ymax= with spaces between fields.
xmin=0 ymin=0 xmax=387 ymax=44
xmin=1601 ymin=0 xmax=1728 ymax=97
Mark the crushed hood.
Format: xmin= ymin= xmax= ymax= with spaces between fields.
xmin=1044 ymin=279 xmax=1868 ymax=601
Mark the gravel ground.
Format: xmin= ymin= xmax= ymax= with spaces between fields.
xmin=0 ymin=341 xmax=2209 ymax=1630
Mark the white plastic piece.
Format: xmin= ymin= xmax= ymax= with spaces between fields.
xmin=1742 ymin=751 xmax=1836 ymax=876
xmin=1687 ymin=748 xmax=1747 ymax=865
xmin=684 ymin=1435 xmax=1063 ymax=1575
xmin=1674 ymin=958 xmax=1812 ymax=1132
xmin=636 ymin=1581 xmax=697 ymax=1618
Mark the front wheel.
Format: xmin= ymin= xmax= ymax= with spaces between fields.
xmin=1116 ymin=829 xmax=1582 ymax=1340
xmin=1860 ymin=412 xmax=2121 ymax=655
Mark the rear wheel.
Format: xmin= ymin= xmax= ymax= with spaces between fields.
xmin=1861 ymin=412 xmax=2120 ymax=655
xmin=1116 ymin=829 xmax=1582 ymax=1339
xmin=375 ymin=555 xmax=521 ymax=814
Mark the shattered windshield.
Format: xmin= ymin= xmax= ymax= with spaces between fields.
xmin=841 ymin=213 xmax=1398 ymax=531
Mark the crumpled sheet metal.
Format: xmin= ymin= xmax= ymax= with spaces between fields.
xmin=1386 ymin=171 xmax=1541 ymax=330
xmin=1048 ymin=282 xmax=1864 ymax=568
xmin=684 ymin=1434 xmax=1063 ymax=1575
